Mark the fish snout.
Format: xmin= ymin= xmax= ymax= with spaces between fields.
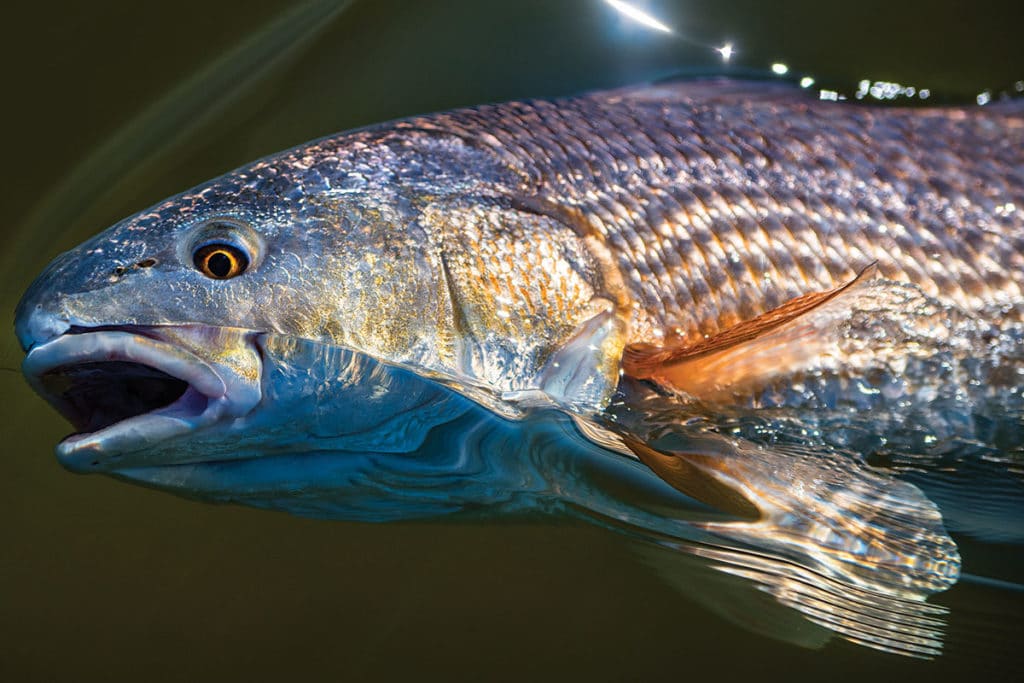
xmin=13 ymin=245 xmax=102 ymax=352
xmin=14 ymin=296 xmax=72 ymax=353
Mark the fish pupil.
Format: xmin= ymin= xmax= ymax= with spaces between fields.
xmin=207 ymin=252 xmax=233 ymax=278
xmin=192 ymin=242 xmax=248 ymax=279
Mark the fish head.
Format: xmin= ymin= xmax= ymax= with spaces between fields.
xmin=15 ymin=129 xmax=626 ymax=474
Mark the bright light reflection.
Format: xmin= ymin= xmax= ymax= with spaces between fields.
xmin=716 ymin=42 xmax=735 ymax=62
xmin=855 ymin=78 xmax=926 ymax=102
xmin=799 ymin=76 xmax=815 ymax=88
xmin=977 ymin=91 xmax=991 ymax=106
xmin=605 ymin=0 xmax=673 ymax=33
xmin=771 ymin=62 xmax=789 ymax=75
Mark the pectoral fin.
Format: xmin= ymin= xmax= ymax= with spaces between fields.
xmin=617 ymin=432 xmax=761 ymax=520
xmin=608 ymin=423 xmax=959 ymax=655
xmin=623 ymin=264 xmax=877 ymax=400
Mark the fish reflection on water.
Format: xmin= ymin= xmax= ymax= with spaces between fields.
xmin=15 ymin=80 xmax=1024 ymax=659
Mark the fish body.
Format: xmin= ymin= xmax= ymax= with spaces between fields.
xmin=14 ymin=80 xmax=1024 ymax=654
xmin=18 ymin=82 xmax=1024 ymax=420
xmin=413 ymin=80 xmax=1024 ymax=339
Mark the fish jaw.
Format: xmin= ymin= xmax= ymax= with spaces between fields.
xmin=21 ymin=324 xmax=262 ymax=472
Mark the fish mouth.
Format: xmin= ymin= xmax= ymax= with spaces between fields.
xmin=22 ymin=326 xmax=261 ymax=471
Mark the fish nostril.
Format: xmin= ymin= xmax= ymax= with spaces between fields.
xmin=111 ymin=259 xmax=157 ymax=279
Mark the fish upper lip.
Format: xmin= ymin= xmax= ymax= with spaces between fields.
xmin=22 ymin=326 xmax=261 ymax=470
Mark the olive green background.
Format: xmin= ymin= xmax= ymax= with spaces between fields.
xmin=2 ymin=1 xmax=1022 ymax=680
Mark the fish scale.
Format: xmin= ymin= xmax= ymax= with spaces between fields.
xmin=410 ymin=81 xmax=1024 ymax=344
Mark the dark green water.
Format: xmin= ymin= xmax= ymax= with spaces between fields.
xmin=2 ymin=1 xmax=1022 ymax=680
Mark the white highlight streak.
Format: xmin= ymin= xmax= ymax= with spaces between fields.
xmin=605 ymin=0 xmax=673 ymax=33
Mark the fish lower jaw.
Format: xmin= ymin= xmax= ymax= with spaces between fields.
xmin=22 ymin=327 xmax=262 ymax=472
xmin=55 ymin=387 xmax=219 ymax=470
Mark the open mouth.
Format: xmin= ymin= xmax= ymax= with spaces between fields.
xmin=22 ymin=327 xmax=260 ymax=469
xmin=40 ymin=361 xmax=194 ymax=434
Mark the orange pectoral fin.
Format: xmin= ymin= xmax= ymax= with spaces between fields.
xmin=623 ymin=264 xmax=877 ymax=401
xmin=618 ymin=432 xmax=761 ymax=520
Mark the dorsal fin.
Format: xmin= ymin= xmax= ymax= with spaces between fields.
xmin=607 ymin=76 xmax=819 ymax=107
xmin=623 ymin=264 xmax=877 ymax=400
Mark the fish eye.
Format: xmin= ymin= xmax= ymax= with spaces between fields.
xmin=193 ymin=243 xmax=249 ymax=279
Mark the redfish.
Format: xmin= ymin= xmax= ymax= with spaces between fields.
xmin=14 ymin=80 xmax=1024 ymax=655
